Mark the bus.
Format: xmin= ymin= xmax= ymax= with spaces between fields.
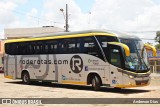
xmin=3 ymin=30 xmax=156 ymax=90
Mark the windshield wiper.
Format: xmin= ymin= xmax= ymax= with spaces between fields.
xmin=133 ymin=42 xmax=148 ymax=71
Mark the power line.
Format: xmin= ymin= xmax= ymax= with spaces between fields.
xmin=127 ymin=31 xmax=158 ymax=33
xmin=0 ymin=6 xmax=64 ymax=25
xmin=140 ymin=38 xmax=155 ymax=40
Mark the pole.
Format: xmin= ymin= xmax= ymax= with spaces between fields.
xmin=66 ymin=4 xmax=69 ymax=32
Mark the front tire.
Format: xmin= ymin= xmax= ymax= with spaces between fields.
xmin=22 ymin=72 xmax=30 ymax=85
xmin=92 ymin=75 xmax=101 ymax=91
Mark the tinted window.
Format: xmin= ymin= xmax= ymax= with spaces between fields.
xmin=5 ymin=43 xmax=17 ymax=55
xmin=96 ymin=36 xmax=118 ymax=61
xmin=5 ymin=36 xmax=105 ymax=61
xmin=97 ymin=36 xmax=118 ymax=45
xmin=61 ymin=38 xmax=80 ymax=54
xmin=5 ymin=39 xmax=60 ymax=55
xmin=45 ymin=40 xmax=58 ymax=54
xmin=110 ymin=48 xmax=122 ymax=68
xmin=81 ymin=37 xmax=104 ymax=60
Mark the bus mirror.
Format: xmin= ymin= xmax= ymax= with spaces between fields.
xmin=108 ymin=42 xmax=130 ymax=56
xmin=144 ymin=44 xmax=157 ymax=57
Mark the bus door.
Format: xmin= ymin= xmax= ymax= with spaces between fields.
xmin=108 ymin=45 xmax=123 ymax=87
xmin=4 ymin=55 xmax=17 ymax=80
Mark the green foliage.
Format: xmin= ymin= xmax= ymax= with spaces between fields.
xmin=155 ymin=31 xmax=160 ymax=43
xmin=155 ymin=44 xmax=160 ymax=50
xmin=155 ymin=31 xmax=160 ymax=50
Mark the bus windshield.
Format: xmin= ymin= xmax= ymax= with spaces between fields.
xmin=120 ymin=38 xmax=149 ymax=71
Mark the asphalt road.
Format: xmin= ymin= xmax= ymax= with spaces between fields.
xmin=0 ymin=73 xmax=160 ymax=107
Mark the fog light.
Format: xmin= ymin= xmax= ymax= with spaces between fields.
xmin=129 ymin=75 xmax=134 ymax=79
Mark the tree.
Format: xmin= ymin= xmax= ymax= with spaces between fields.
xmin=146 ymin=42 xmax=153 ymax=45
xmin=155 ymin=44 xmax=160 ymax=50
xmin=155 ymin=31 xmax=160 ymax=50
xmin=155 ymin=31 xmax=160 ymax=43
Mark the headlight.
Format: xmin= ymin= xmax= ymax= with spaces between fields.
xmin=129 ymin=75 xmax=134 ymax=79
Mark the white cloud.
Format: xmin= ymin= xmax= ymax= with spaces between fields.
xmin=0 ymin=0 xmax=27 ymax=27
xmin=91 ymin=0 xmax=156 ymax=30
xmin=7 ymin=0 xmax=27 ymax=4
xmin=41 ymin=0 xmax=160 ymax=36
xmin=0 ymin=0 xmax=27 ymax=38
xmin=0 ymin=1 xmax=17 ymax=25
xmin=27 ymin=8 xmax=38 ymax=18
xmin=83 ymin=0 xmax=160 ymax=43
xmin=42 ymin=0 xmax=83 ymax=29
xmin=1 ymin=0 xmax=160 ymax=43
xmin=26 ymin=8 xmax=39 ymax=27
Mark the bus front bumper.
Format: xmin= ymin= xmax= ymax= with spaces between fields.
xmin=115 ymin=77 xmax=151 ymax=88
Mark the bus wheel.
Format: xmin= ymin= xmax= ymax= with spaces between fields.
xmin=91 ymin=75 xmax=101 ymax=91
xmin=114 ymin=87 xmax=122 ymax=90
xmin=22 ymin=72 xmax=30 ymax=85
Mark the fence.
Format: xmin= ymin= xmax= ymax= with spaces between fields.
xmin=149 ymin=60 xmax=160 ymax=73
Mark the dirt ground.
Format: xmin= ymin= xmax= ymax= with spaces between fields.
xmin=0 ymin=73 xmax=160 ymax=107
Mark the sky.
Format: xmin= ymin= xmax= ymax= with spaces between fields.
xmin=0 ymin=0 xmax=160 ymax=44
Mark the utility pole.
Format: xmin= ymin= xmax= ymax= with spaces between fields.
xmin=60 ymin=4 xmax=69 ymax=32
xmin=66 ymin=4 xmax=69 ymax=32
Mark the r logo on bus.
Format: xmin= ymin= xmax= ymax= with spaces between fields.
xmin=70 ymin=55 xmax=83 ymax=73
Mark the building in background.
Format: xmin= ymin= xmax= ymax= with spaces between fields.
xmin=0 ymin=26 xmax=65 ymax=73
xmin=4 ymin=26 xmax=65 ymax=39
xmin=0 ymin=40 xmax=4 ymax=73
xmin=148 ymin=51 xmax=160 ymax=73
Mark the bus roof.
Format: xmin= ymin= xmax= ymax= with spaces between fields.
xmin=108 ymin=30 xmax=141 ymax=40
xmin=4 ymin=29 xmax=141 ymax=43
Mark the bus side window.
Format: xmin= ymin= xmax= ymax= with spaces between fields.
xmin=44 ymin=44 xmax=48 ymax=53
xmin=5 ymin=43 xmax=10 ymax=55
xmin=68 ymin=42 xmax=76 ymax=53
xmin=75 ymin=42 xmax=81 ymax=53
xmin=7 ymin=43 xmax=18 ymax=55
xmin=19 ymin=43 xmax=26 ymax=55
xmin=32 ymin=41 xmax=43 ymax=54
xmin=36 ymin=44 xmax=40 ymax=54
xmin=61 ymin=38 xmax=78 ymax=54
xmin=46 ymin=40 xmax=59 ymax=54
xmin=109 ymin=48 xmax=122 ymax=68
xmin=54 ymin=43 xmax=58 ymax=54
xmin=82 ymin=37 xmax=104 ymax=60
xmin=28 ymin=44 xmax=33 ymax=54
xmin=96 ymin=36 xmax=118 ymax=59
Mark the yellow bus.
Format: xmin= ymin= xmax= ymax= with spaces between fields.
xmin=3 ymin=30 xmax=156 ymax=90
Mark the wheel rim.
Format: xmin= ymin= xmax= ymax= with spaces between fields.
xmin=92 ymin=78 xmax=96 ymax=87
xmin=24 ymin=74 xmax=28 ymax=82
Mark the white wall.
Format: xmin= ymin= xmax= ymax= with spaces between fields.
xmin=4 ymin=27 xmax=65 ymax=39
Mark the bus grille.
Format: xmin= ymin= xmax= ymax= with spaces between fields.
xmin=135 ymin=80 xmax=149 ymax=85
